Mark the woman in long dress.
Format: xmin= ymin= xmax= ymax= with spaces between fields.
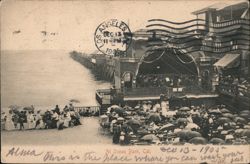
xmin=57 ymin=113 xmax=65 ymax=130
xmin=63 ymin=112 xmax=71 ymax=128
xmin=5 ymin=110 xmax=15 ymax=131
xmin=35 ymin=110 xmax=44 ymax=129
xmin=27 ymin=111 xmax=35 ymax=129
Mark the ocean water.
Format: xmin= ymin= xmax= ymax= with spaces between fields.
xmin=1 ymin=50 xmax=111 ymax=110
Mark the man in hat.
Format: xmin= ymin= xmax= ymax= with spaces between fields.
xmin=69 ymin=103 xmax=74 ymax=111
xmin=113 ymin=122 xmax=121 ymax=144
xmin=51 ymin=110 xmax=59 ymax=128
xmin=18 ymin=111 xmax=25 ymax=130
xmin=63 ymin=105 xmax=69 ymax=112
xmin=55 ymin=105 xmax=60 ymax=115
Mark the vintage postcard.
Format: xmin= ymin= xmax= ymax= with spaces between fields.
xmin=1 ymin=0 xmax=250 ymax=163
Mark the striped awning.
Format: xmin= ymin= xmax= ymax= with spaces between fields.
xmin=214 ymin=53 xmax=240 ymax=68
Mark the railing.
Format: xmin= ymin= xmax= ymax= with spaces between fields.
xmin=74 ymin=106 xmax=100 ymax=113
xmin=96 ymin=89 xmax=111 ymax=94
xmin=96 ymin=89 xmax=112 ymax=105
xmin=211 ymin=19 xmax=250 ymax=28
xmin=200 ymin=44 xmax=249 ymax=53
xmin=123 ymin=87 xmax=168 ymax=97
xmin=123 ymin=86 xmax=215 ymax=97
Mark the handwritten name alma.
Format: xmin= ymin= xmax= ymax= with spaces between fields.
xmin=6 ymin=147 xmax=43 ymax=157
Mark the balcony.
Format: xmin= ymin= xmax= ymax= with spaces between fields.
xmin=209 ymin=19 xmax=250 ymax=34
xmin=211 ymin=19 xmax=249 ymax=28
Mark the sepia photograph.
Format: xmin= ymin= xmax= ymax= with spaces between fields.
xmin=1 ymin=0 xmax=250 ymax=163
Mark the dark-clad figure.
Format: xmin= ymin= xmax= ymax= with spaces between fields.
xmin=18 ymin=111 xmax=25 ymax=130
xmin=112 ymin=123 xmax=121 ymax=144
xmin=55 ymin=105 xmax=60 ymax=115
xmin=69 ymin=103 xmax=74 ymax=111
xmin=43 ymin=110 xmax=52 ymax=129
xmin=51 ymin=110 xmax=59 ymax=128
xmin=63 ymin=105 xmax=69 ymax=112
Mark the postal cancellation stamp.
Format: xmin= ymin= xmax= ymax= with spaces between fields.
xmin=94 ymin=19 xmax=132 ymax=56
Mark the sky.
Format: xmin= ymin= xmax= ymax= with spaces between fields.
xmin=1 ymin=0 xmax=242 ymax=53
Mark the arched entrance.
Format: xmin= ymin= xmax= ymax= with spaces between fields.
xmin=137 ymin=48 xmax=198 ymax=75
xmin=135 ymin=47 xmax=200 ymax=88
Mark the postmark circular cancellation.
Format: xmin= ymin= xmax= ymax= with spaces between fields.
xmin=94 ymin=19 xmax=132 ymax=56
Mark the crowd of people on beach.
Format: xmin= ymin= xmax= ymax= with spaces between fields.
xmin=99 ymin=96 xmax=250 ymax=145
xmin=1 ymin=104 xmax=83 ymax=131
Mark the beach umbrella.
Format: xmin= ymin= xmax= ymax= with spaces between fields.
xmin=217 ymin=117 xmax=231 ymax=124
xmin=235 ymin=129 xmax=244 ymax=134
xmin=186 ymin=131 xmax=202 ymax=140
xmin=222 ymin=113 xmax=234 ymax=119
xmin=217 ymin=126 xmax=223 ymax=131
xmin=137 ymin=128 xmax=149 ymax=136
xmin=239 ymin=113 xmax=250 ymax=120
xmin=185 ymin=123 xmax=200 ymax=130
xmin=208 ymin=109 xmax=221 ymax=115
xmin=147 ymin=101 xmax=152 ymax=104
xmin=148 ymin=113 xmax=161 ymax=123
xmin=126 ymin=119 xmax=141 ymax=131
xmin=108 ymin=105 xmax=122 ymax=112
xmin=176 ymin=111 xmax=188 ymax=117
xmin=228 ymin=122 xmax=237 ymax=129
xmin=111 ymin=108 xmax=125 ymax=116
xmin=126 ymin=119 xmax=141 ymax=126
xmin=220 ymin=108 xmax=230 ymax=113
xmin=244 ymin=125 xmax=250 ymax=129
xmin=209 ymin=138 xmax=225 ymax=145
xmin=137 ymin=111 xmax=146 ymax=116
xmin=241 ymin=129 xmax=250 ymax=138
xmin=158 ymin=123 xmax=175 ymax=132
xmin=175 ymin=129 xmax=190 ymax=136
xmin=141 ymin=134 xmax=159 ymax=142
xmin=124 ymin=106 xmax=135 ymax=111
xmin=117 ymin=117 xmax=125 ymax=121
xmin=109 ymin=105 xmax=121 ymax=109
xmin=134 ymin=105 xmax=140 ymax=109
xmin=23 ymin=106 xmax=34 ymax=111
xmin=176 ymin=130 xmax=201 ymax=140
xmin=179 ymin=107 xmax=191 ymax=112
xmin=189 ymin=137 xmax=207 ymax=145
xmin=240 ymin=110 xmax=250 ymax=114
xmin=234 ymin=117 xmax=247 ymax=124
xmin=221 ymin=130 xmax=228 ymax=135
xmin=177 ymin=118 xmax=188 ymax=124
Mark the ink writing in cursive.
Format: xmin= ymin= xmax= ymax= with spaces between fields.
xmin=6 ymin=147 xmax=43 ymax=157
xmin=83 ymin=151 xmax=101 ymax=161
